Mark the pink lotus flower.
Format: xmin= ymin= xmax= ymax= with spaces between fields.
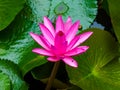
xmin=30 ymin=16 xmax=93 ymax=68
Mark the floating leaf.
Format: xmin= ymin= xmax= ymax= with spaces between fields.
xmin=0 ymin=2 xmax=48 ymax=75
xmin=107 ymin=0 xmax=120 ymax=43
xmin=49 ymin=0 xmax=97 ymax=30
xmin=0 ymin=73 xmax=11 ymax=90
xmin=67 ymin=28 xmax=119 ymax=90
xmin=0 ymin=0 xmax=25 ymax=31
xmin=0 ymin=60 xmax=28 ymax=90
xmin=27 ymin=0 xmax=97 ymax=29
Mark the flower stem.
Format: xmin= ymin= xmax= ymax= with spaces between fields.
xmin=45 ymin=61 xmax=60 ymax=90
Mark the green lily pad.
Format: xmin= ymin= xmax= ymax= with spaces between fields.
xmin=0 ymin=2 xmax=48 ymax=75
xmin=49 ymin=0 xmax=98 ymax=30
xmin=0 ymin=60 xmax=28 ymax=90
xmin=67 ymin=28 xmax=119 ymax=90
xmin=26 ymin=0 xmax=97 ymax=30
xmin=0 ymin=0 xmax=25 ymax=31
xmin=108 ymin=0 xmax=120 ymax=43
xmin=0 ymin=73 xmax=11 ymax=90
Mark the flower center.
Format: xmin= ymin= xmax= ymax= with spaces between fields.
xmin=58 ymin=31 xmax=64 ymax=36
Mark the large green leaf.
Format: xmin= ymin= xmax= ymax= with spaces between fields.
xmin=26 ymin=0 xmax=97 ymax=30
xmin=0 ymin=73 xmax=11 ymax=90
xmin=67 ymin=28 xmax=119 ymax=90
xmin=49 ymin=0 xmax=97 ymax=30
xmin=0 ymin=2 xmax=48 ymax=75
xmin=0 ymin=0 xmax=25 ymax=31
xmin=0 ymin=60 xmax=28 ymax=90
xmin=107 ymin=0 xmax=120 ymax=43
